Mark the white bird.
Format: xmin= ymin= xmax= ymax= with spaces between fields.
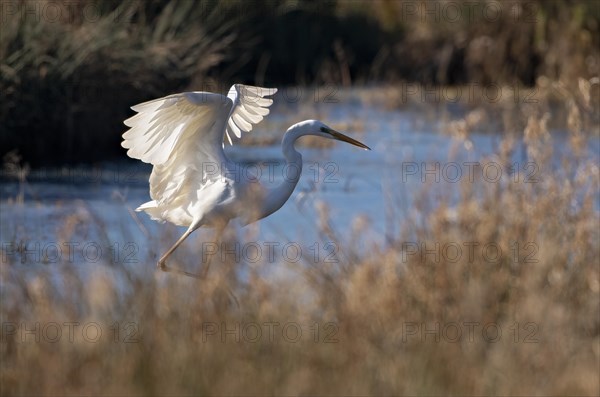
xmin=122 ymin=84 xmax=370 ymax=275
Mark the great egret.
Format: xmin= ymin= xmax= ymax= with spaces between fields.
xmin=122 ymin=84 xmax=370 ymax=274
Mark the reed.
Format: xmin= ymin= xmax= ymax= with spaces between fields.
xmin=1 ymin=80 xmax=598 ymax=395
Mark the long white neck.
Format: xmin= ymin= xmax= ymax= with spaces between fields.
xmin=252 ymin=123 xmax=312 ymax=222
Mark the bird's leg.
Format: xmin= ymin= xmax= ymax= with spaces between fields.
xmin=157 ymin=222 xmax=227 ymax=279
xmin=157 ymin=227 xmax=209 ymax=279
xmin=157 ymin=226 xmax=194 ymax=271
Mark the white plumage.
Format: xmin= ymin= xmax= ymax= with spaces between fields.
xmin=122 ymin=85 xmax=276 ymax=227
xmin=122 ymin=84 xmax=369 ymax=273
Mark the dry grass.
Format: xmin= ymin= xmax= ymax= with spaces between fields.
xmin=1 ymin=81 xmax=599 ymax=396
xmin=0 ymin=0 xmax=238 ymax=165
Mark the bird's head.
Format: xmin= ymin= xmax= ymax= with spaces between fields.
xmin=296 ymin=120 xmax=371 ymax=150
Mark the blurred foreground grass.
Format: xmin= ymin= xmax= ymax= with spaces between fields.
xmin=1 ymin=82 xmax=598 ymax=395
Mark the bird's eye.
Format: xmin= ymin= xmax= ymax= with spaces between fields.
xmin=320 ymin=126 xmax=328 ymax=133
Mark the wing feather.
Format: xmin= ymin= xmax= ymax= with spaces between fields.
xmin=227 ymin=119 xmax=242 ymax=139
xmin=122 ymin=92 xmax=230 ymax=165
xmin=122 ymin=91 xmax=234 ymax=225
xmin=122 ymin=85 xmax=278 ymax=226
xmin=224 ymin=84 xmax=277 ymax=144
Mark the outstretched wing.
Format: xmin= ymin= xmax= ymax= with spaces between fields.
xmin=224 ymin=84 xmax=278 ymax=145
xmin=122 ymin=91 xmax=231 ymax=165
xmin=121 ymin=86 xmax=277 ymax=226
xmin=122 ymin=92 xmax=234 ymax=225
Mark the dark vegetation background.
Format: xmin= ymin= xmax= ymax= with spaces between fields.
xmin=1 ymin=0 xmax=598 ymax=166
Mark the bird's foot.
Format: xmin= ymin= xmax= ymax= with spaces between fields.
xmin=156 ymin=260 xmax=206 ymax=279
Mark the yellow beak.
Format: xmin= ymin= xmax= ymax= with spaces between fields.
xmin=325 ymin=128 xmax=371 ymax=150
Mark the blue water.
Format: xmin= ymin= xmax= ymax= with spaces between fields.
xmin=1 ymin=102 xmax=598 ymax=276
